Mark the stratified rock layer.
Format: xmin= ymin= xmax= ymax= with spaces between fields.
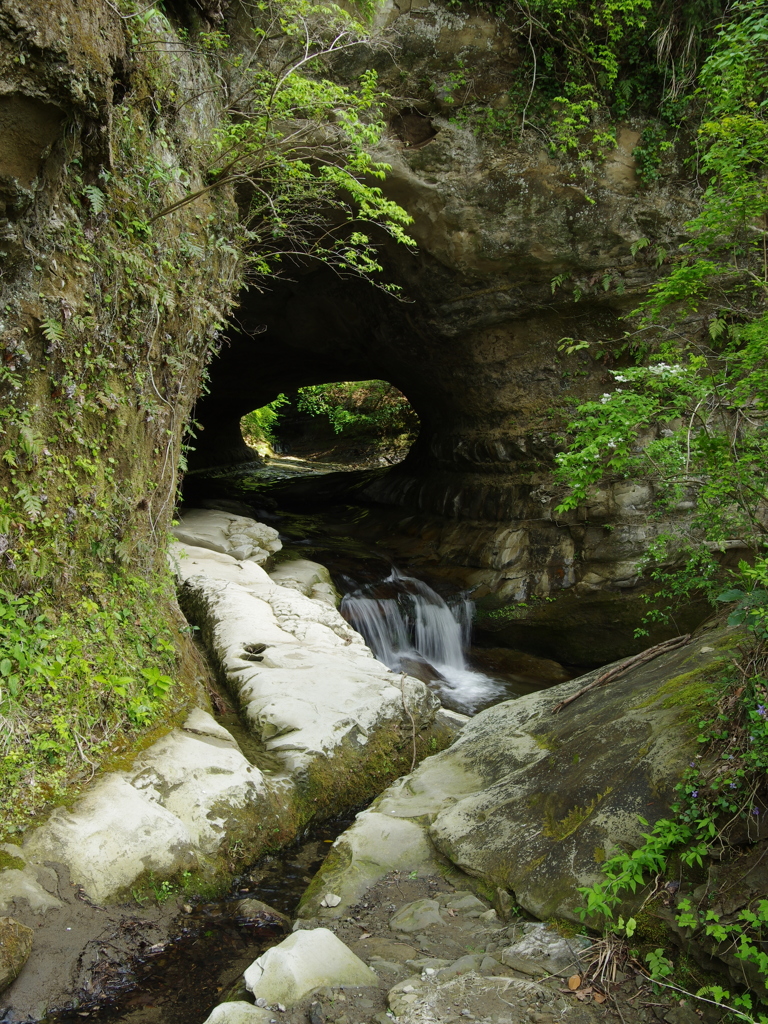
xmin=188 ymin=0 xmax=705 ymax=660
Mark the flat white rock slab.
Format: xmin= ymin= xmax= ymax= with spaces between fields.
xmin=202 ymin=1003 xmax=274 ymax=1024
xmin=171 ymin=521 xmax=438 ymax=774
xmin=172 ymin=510 xmax=281 ymax=564
xmin=23 ymin=774 xmax=196 ymax=903
xmin=20 ymin=710 xmax=270 ymax=903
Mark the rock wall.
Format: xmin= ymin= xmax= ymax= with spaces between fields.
xmin=189 ymin=0 xmax=705 ymax=661
xmin=0 ymin=0 xmax=241 ymax=832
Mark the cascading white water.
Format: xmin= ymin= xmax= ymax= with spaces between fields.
xmin=340 ymin=569 xmax=505 ymax=714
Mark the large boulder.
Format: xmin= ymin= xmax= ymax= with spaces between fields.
xmin=300 ymin=624 xmax=738 ymax=923
xmin=202 ymin=1005 xmax=274 ymax=1024
xmin=172 ymin=510 xmax=281 ymax=564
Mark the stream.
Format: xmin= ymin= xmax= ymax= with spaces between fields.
xmin=340 ymin=569 xmax=507 ymax=714
xmin=61 ymin=460 xmax=575 ymax=1024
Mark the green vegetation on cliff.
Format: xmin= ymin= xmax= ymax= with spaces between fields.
xmin=556 ymin=0 xmax=768 ymax=623
xmin=449 ymin=0 xmax=726 ymax=168
xmin=552 ymin=3 xmax=768 ymax=1013
xmin=0 ymin=0 xmax=412 ymax=837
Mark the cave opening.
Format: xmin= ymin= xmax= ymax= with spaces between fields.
xmin=239 ymin=380 xmax=420 ymax=471
xmin=181 ymin=270 xmax=708 ymax=670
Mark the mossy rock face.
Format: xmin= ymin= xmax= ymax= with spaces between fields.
xmin=424 ymin=623 xmax=740 ymax=924
xmin=0 ymin=917 xmax=33 ymax=992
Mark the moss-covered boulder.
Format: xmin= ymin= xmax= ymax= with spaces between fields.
xmin=0 ymin=917 xmax=33 ymax=992
xmin=301 ymin=622 xmax=739 ymax=924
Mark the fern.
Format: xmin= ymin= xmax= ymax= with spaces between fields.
xmin=630 ymin=237 xmax=650 ymax=257
xmin=40 ymin=318 xmax=65 ymax=344
xmin=19 ymin=426 xmax=43 ymax=460
xmin=83 ymin=184 xmax=106 ymax=215
xmin=551 ymin=273 xmax=569 ymax=294
xmin=16 ymin=486 xmax=43 ymax=520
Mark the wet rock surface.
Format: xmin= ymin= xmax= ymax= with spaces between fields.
xmin=0 ymin=917 xmax=33 ymax=994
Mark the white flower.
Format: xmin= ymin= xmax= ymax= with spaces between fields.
xmin=648 ymin=362 xmax=684 ymax=376
xmin=613 ymin=373 xmax=628 ymax=382
xmin=600 ymin=393 xmax=611 ymax=404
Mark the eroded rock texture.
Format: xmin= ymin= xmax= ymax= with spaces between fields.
xmin=191 ymin=0 xmax=703 ymax=662
xmin=297 ymin=624 xmax=740 ymax=926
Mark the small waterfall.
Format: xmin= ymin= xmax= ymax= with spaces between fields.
xmin=340 ymin=570 xmax=505 ymax=714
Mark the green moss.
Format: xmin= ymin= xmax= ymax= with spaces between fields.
xmin=543 ymin=789 xmax=611 ymax=841
xmin=0 ymin=5 xmax=238 ymax=841
xmin=532 ymin=732 xmax=561 ymax=752
xmin=547 ymin=916 xmax=582 ymax=938
xmin=0 ymin=849 xmax=25 ymax=871
xmin=633 ymin=906 xmax=669 ymax=946
xmin=593 ymin=846 xmax=606 ymax=864
xmin=294 ymin=719 xmax=454 ymax=825
xmin=297 ymin=841 xmax=354 ymax=913
xmin=632 ymin=664 xmax=728 ymax=712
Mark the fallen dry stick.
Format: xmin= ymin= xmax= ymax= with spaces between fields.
xmin=551 ymin=634 xmax=692 ymax=714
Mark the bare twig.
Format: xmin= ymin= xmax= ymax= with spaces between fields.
xmin=400 ymin=672 xmax=418 ymax=772
xmin=551 ymin=634 xmax=692 ymax=714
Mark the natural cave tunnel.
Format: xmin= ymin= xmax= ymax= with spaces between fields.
xmin=188 ymin=257 xmax=620 ymax=491
xmin=184 ymin=123 xmax=712 ymax=665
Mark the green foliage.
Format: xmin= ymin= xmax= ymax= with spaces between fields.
xmin=295 ymin=380 xmax=419 ymax=437
xmin=555 ymin=329 xmax=768 ymax=553
xmin=717 ymin=559 xmax=768 ymax=638
xmin=152 ymin=0 xmax=415 ymax=286
xmin=578 ymin=642 xmax=768 ymax=1015
xmin=446 ymin=0 xmax=725 ymax=165
xmin=0 ymin=2 xmax=239 ymax=835
xmin=632 ymin=123 xmax=672 ymax=184
xmin=635 ymin=0 xmax=768 ymax=322
xmin=553 ymin=8 xmax=768 ymax=622
xmin=0 ymin=572 xmax=184 ymax=838
xmin=241 ymin=394 xmax=289 ymax=452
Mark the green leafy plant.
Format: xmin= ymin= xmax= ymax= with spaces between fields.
xmin=295 ymin=380 xmax=419 ymax=438
xmin=576 ymin=639 xmax=768 ymax=1016
xmin=240 ymin=394 xmax=289 ymax=452
xmin=446 ymin=0 xmax=726 ymax=165
xmin=149 ymin=0 xmax=415 ymax=288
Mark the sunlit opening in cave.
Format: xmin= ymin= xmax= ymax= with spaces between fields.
xmin=240 ymin=380 xmax=420 ymax=469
